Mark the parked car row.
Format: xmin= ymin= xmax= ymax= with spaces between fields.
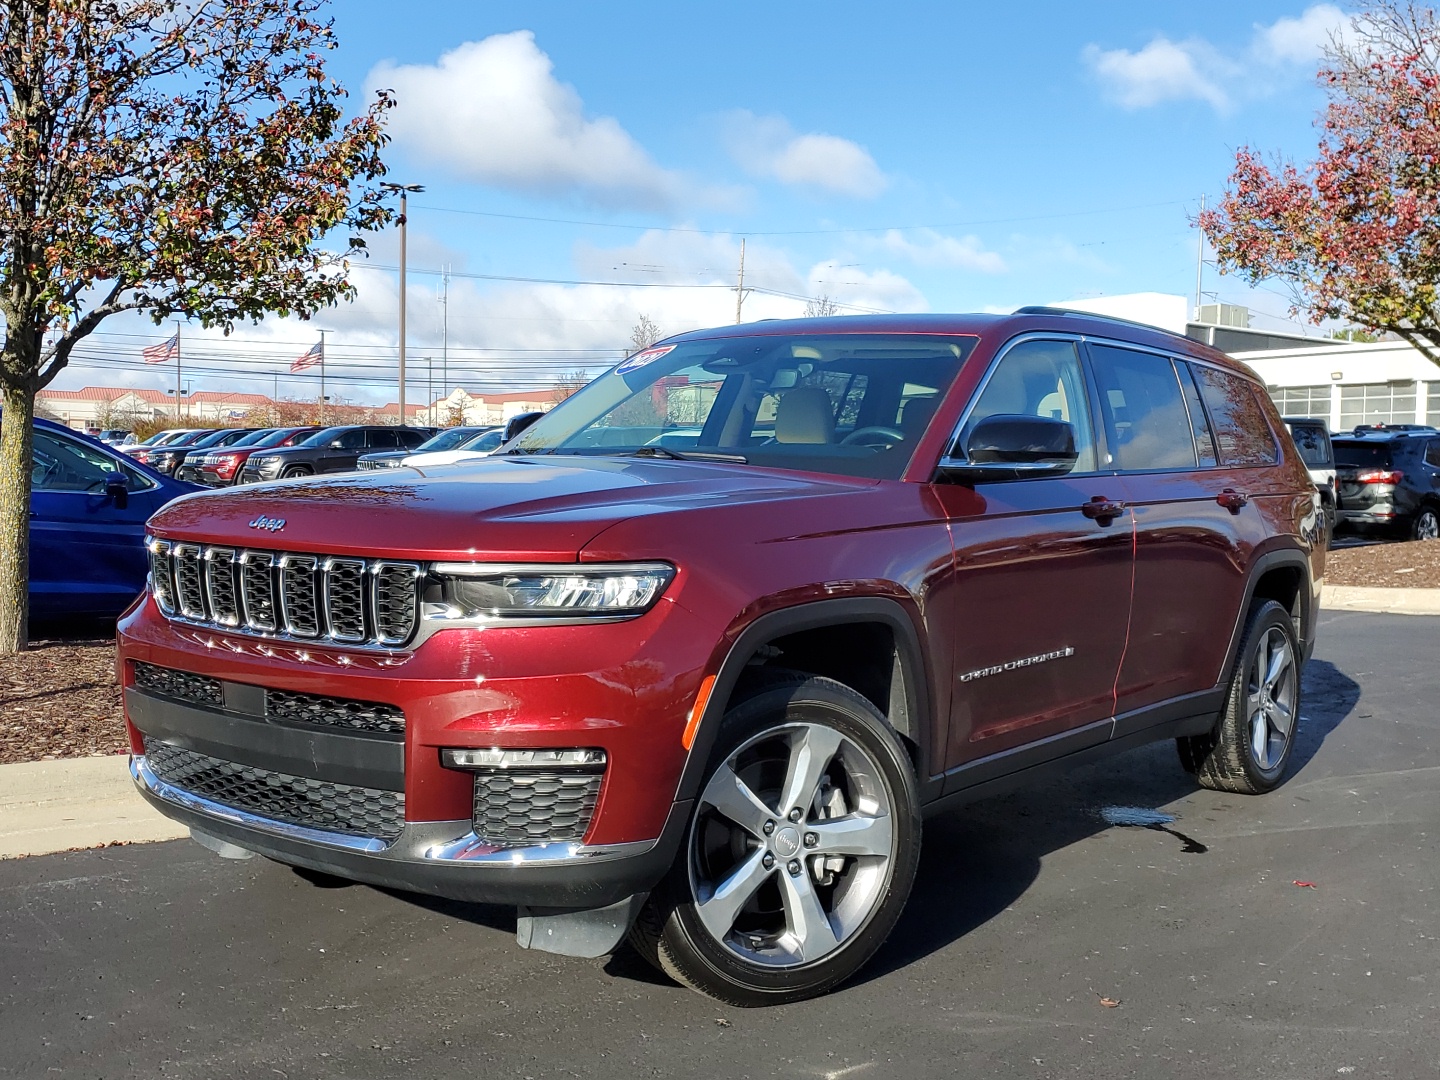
xmin=1279 ymin=418 xmax=1440 ymax=541
xmin=23 ymin=417 xmax=511 ymax=620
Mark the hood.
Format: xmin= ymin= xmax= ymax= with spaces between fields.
xmin=402 ymin=449 xmax=491 ymax=467
xmin=148 ymin=455 xmax=871 ymax=561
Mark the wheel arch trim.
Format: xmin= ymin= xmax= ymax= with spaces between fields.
xmin=672 ymin=597 xmax=936 ymax=807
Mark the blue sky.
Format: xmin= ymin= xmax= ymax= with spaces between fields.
xmin=57 ymin=1 xmax=1349 ymax=405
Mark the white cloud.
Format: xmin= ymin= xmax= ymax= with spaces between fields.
xmin=724 ymin=111 xmax=887 ymax=198
xmin=1082 ymin=38 xmax=1231 ymax=110
xmin=1254 ymin=4 xmax=1348 ymax=64
xmin=367 ymin=32 xmax=694 ymax=210
xmin=1083 ymin=4 xmax=1349 ymax=112
xmin=874 ymin=229 xmax=1006 ymax=273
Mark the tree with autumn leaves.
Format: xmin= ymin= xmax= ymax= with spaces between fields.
xmin=1201 ymin=2 xmax=1440 ymax=361
xmin=0 ymin=1 xmax=393 ymax=653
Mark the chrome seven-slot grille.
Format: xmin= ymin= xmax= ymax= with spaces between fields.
xmin=148 ymin=540 xmax=420 ymax=648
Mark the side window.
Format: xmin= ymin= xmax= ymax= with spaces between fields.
xmin=1193 ymin=365 xmax=1280 ymax=466
xmin=962 ymin=338 xmax=1097 ymax=472
xmin=399 ymin=429 xmax=428 ymax=448
xmin=1087 ymin=344 xmax=1197 ymax=471
xmin=336 ymin=429 xmax=368 ymax=450
xmin=1425 ymin=440 xmax=1440 ymax=468
xmin=32 ymin=430 xmax=147 ymax=491
xmin=1178 ymin=362 xmax=1219 ymax=467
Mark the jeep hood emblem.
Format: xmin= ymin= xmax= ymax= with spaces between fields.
xmin=248 ymin=516 xmax=286 ymax=533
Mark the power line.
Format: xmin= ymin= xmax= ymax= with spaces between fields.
xmin=409 ymin=197 xmax=1198 ymax=237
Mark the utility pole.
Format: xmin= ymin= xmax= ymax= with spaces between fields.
xmin=426 ymin=356 xmax=433 ymax=424
xmin=381 ymin=182 xmax=425 ymax=425
xmin=1195 ymin=194 xmax=1206 ymax=320
xmin=735 ymin=238 xmax=750 ymax=324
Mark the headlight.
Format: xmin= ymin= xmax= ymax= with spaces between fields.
xmin=427 ymin=562 xmax=674 ymax=623
xmin=252 ymin=456 xmax=282 ymax=469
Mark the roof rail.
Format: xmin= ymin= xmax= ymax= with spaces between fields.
xmin=1012 ymin=305 xmax=1192 ymax=343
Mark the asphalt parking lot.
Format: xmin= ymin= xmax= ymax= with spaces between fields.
xmin=2 ymin=609 xmax=1436 ymax=1080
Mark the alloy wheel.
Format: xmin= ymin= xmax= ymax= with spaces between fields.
xmin=687 ymin=722 xmax=893 ymax=968
xmin=1416 ymin=510 xmax=1439 ymax=541
xmin=1247 ymin=625 xmax=1297 ymax=772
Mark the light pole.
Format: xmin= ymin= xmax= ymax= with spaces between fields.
xmin=380 ymin=182 xmax=424 ymax=425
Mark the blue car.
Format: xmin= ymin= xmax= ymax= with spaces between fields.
xmin=28 ymin=416 xmax=199 ymax=618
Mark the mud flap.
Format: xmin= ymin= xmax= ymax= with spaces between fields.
xmin=516 ymin=893 xmax=648 ymax=958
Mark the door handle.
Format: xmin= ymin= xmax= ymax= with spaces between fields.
xmin=1217 ymin=488 xmax=1249 ymax=513
xmin=1081 ymin=496 xmax=1125 ymax=522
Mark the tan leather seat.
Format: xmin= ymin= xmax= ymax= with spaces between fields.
xmin=774 ymin=386 xmax=835 ymax=444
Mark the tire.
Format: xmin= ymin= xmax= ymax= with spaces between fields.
xmin=281 ymin=465 xmax=313 ymax=478
xmin=1411 ymin=505 xmax=1440 ymax=541
xmin=630 ymin=674 xmax=921 ymax=1007
xmin=1177 ymin=600 xmax=1301 ymax=795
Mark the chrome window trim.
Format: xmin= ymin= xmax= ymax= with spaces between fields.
xmin=936 ymin=331 xmax=1099 ymax=477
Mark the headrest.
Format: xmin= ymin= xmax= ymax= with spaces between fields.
xmin=774 ymin=386 xmax=834 ymax=444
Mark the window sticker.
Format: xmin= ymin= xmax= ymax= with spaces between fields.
xmin=617 ymin=344 xmax=675 ymax=375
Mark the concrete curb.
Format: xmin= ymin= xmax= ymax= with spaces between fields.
xmin=0 ymin=755 xmax=186 ymax=859
xmin=1322 ymin=584 xmax=1440 ymax=615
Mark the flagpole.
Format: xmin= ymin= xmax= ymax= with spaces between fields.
xmin=318 ymin=330 xmax=327 ymax=425
xmin=175 ymin=322 xmax=182 ymax=423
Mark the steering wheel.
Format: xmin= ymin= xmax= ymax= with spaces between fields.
xmin=839 ymin=425 xmax=905 ymax=448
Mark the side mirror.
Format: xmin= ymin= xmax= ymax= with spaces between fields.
xmin=937 ymin=414 xmax=1079 ymax=483
xmin=103 ymin=471 xmax=129 ymax=509
xmin=503 ymin=411 xmax=545 ymax=442
xmin=330 ymin=438 xmax=346 ymax=449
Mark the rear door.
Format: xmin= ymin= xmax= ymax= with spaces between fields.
xmin=29 ymin=428 xmax=174 ymax=616
xmin=1096 ymin=348 xmax=1273 ymax=722
xmin=932 ymin=335 xmax=1135 ymax=776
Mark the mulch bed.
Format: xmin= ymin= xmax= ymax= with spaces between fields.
xmin=1326 ymin=539 xmax=1440 ymax=588
xmin=0 ymin=542 xmax=1435 ymax=766
xmin=0 ymin=638 xmax=128 ymax=765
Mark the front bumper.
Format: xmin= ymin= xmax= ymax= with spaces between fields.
xmin=131 ymin=754 xmax=688 ymax=907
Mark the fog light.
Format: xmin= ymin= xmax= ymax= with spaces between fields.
xmin=442 ymin=747 xmax=607 ymax=771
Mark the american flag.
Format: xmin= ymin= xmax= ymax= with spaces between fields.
xmin=291 ymin=340 xmax=324 ymax=373
xmin=141 ymin=334 xmax=179 ymax=364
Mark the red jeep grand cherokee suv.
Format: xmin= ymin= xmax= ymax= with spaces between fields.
xmin=118 ymin=310 xmax=1323 ymax=1005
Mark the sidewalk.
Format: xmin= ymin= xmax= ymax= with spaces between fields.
xmin=0 ymin=755 xmax=186 ymax=859
xmin=1321 ymin=583 xmax=1440 ymax=615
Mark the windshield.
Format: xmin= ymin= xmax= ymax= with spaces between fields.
xmin=188 ymin=429 xmax=238 ymax=449
xmin=298 ymin=427 xmax=347 ymax=448
xmin=1286 ymin=423 xmax=1333 ymax=467
xmin=417 ymin=427 xmax=478 ymax=452
xmin=508 ymin=333 xmax=978 ymax=480
xmin=1334 ymin=441 xmax=1392 ymax=468
xmin=231 ymin=429 xmax=272 ymax=448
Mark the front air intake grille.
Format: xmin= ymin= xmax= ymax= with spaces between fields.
xmin=145 ymin=740 xmax=404 ymax=840
xmin=266 ymin=688 xmax=405 ymax=735
xmin=132 ymin=661 xmax=223 ymax=707
xmin=471 ymin=770 xmax=603 ymax=846
xmin=146 ymin=541 xmax=421 ymax=649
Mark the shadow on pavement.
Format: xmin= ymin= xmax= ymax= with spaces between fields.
xmin=295 ymin=659 xmax=1363 ymax=996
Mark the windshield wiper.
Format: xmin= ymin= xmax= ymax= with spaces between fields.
xmin=627 ymin=446 xmax=749 ymax=464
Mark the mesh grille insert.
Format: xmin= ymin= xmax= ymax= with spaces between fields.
xmin=132 ymin=661 xmax=223 ymax=707
xmin=145 ymin=740 xmax=404 ymax=840
xmin=266 ymin=688 xmax=405 ymax=735
xmin=472 ymin=770 xmax=603 ymax=846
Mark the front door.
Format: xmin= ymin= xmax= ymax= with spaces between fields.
xmin=931 ymin=336 xmax=1134 ymax=777
xmin=29 ymin=428 xmax=172 ymax=616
